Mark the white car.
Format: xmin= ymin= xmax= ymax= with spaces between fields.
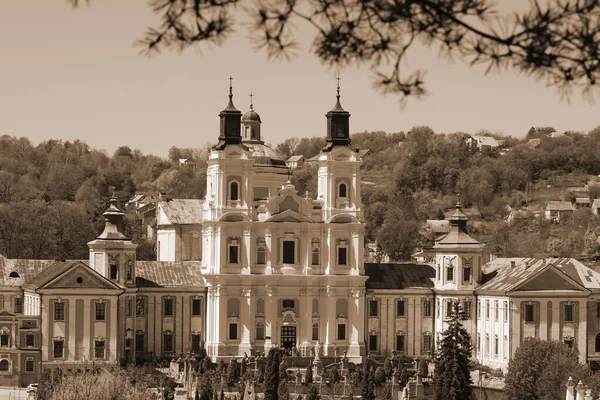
xmin=26 ymin=383 xmax=38 ymax=393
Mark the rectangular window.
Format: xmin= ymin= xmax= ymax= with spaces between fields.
xmin=463 ymin=300 xmax=471 ymax=319
xmin=53 ymin=340 xmax=64 ymax=359
xmin=423 ymin=300 xmax=432 ymax=317
xmin=191 ymin=334 xmax=201 ymax=352
xmin=423 ymin=334 xmax=431 ymax=352
xmin=565 ymin=304 xmax=574 ymax=322
xmin=369 ymin=335 xmax=378 ymax=352
xmin=136 ymin=297 xmax=145 ymax=316
xmin=126 ymin=297 xmax=132 ymax=317
xmin=95 ymin=340 xmax=105 ymax=359
xmin=13 ymin=298 xmax=22 ymax=314
xmin=163 ymin=333 xmax=173 ymax=352
xmin=25 ymin=358 xmax=34 ymax=372
xmin=337 ymin=324 xmax=346 ymax=340
xmin=396 ymin=334 xmax=405 ymax=352
xmin=95 ymin=302 xmax=106 ymax=321
xmin=311 ymin=248 xmax=320 ymax=265
xmin=504 ymin=301 xmax=509 ymax=321
xmin=164 ymin=298 xmax=174 ymax=317
xmin=26 ymin=334 xmax=34 ymax=347
xmin=463 ymin=266 xmax=471 ymax=282
xmin=485 ymin=301 xmax=490 ymax=320
xmin=312 ymin=324 xmax=319 ymax=341
xmin=0 ymin=334 xmax=9 ymax=347
xmin=256 ymin=324 xmax=265 ymax=340
xmin=447 ymin=266 xmax=454 ymax=281
xmin=229 ymin=323 xmax=238 ymax=340
xmin=257 ymin=248 xmax=266 ymax=264
xmin=494 ymin=335 xmax=499 ymax=356
xmin=525 ymin=304 xmax=535 ymax=323
xmin=110 ymin=263 xmax=118 ymax=280
xmin=54 ymin=302 xmax=65 ymax=321
xmin=283 ymin=240 xmax=295 ymax=264
xmin=283 ymin=299 xmax=295 ymax=309
xmin=597 ymin=302 xmax=600 ymax=318
xmin=494 ymin=301 xmax=499 ymax=321
xmin=338 ymin=247 xmax=347 ymax=265
xmin=369 ymin=300 xmax=378 ymax=317
xmin=135 ymin=332 xmax=145 ymax=352
xmin=192 ymin=298 xmax=202 ymax=316
xmin=229 ymin=245 xmax=239 ymax=264
xmin=397 ymin=300 xmax=405 ymax=317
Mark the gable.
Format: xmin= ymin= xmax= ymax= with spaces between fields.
xmin=514 ymin=268 xmax=583 ymax=292
xmin=267 ymin=209 xmax=313 ymax=223
xmin=279 ymin=196 xmax=299 ymax=212
xmin=42 ymin=264 xmax=122 ymax=291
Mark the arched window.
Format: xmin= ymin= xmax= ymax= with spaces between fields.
xmin=338 ymin=183 xmax=347 ymax=198
xmin=312 ymin=323 xmax=319 ymax=341
xmin=256 ymin=247 xmax=266 ymax=264
xmin=256 ymin=323 xmax=265 ymax=340
xmin=230 ymin=181 xmax=239 ymax=201
xmin=0 ymin=360 xmax=8 ymax=371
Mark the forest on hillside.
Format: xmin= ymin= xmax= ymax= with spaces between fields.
xmin=1 ymin=125 xmax=600 ymax=262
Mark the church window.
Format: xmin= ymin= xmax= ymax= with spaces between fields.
xmin=396 ymin=333 xmax=405 ymax=352
xmin=494 ymin=335 xmax=499 ymax=356
xmin=163 ymin=297 xmax=174 ymax=317
xmin=597 ymin=302 xmax=600 ymax=317
xmin=230 ymin=181 xmax=239 ymax=201
xmin=126 ymin=259 xmax=132 ymax=282
xmin=228 ymin=238 xmax=240 ymax=264
xmin=163 ymin=331 xmax=173 ymax=352
xmin=109 ymin=262 xmax=118 ymax=281
xmin=136 ymin=297 xmax=146 ymax=316
xmin=485 ymin=334 xmax=489 ymax=355
xmin=463 ymin=261 xmax=471 ymax=282
xmin=256 ymin=323 xmax=265 ymax=340
xmin=8 ymin=271 xmax=18 ymax=278
xmin=312 ymin=299 xmax=319 ymax=315
xmin=565 ymin=303 xmax=574 ymax=322
xmin=312 ymin=247 xmax=320 ymax=265
xmin=25 ymin=358 xmax=34 ymax=372
xmin=423 ymin=300 xmax=432 ymax=317
xmin=95 ymin=339 xmax=105 ymax=359
xmin=504 ymin=301 xmax=509 ymax=321
xmin=447 ymin=265 xmax=454 ymax=281
xmin=53 ymin=339 xmax=64 ymax=359
xmin=525 ymin=303 xmax=535 ymax=323
xmin=595 ymin=333 xmax=600 ymax=352
xmin=463 ymin=300 xmax=471 ymax=320
xmin=26 ymin=333 xmax=34 ymax=347
xmin=282 ymin=240 xmax=295 ymax=264
xmin=0 ymin=328 xmax=9 ymax=347
xmin=126 ymin=297 xmax=132 ymax=317
xmin=369 ymin=334 xmax=378 ymax=352
xmin=446 ymin=300 xmax=453 ymax=317
xmin=436 ymin=299 xmax=440 ymax=318
xmin=494 ymin=301 xmax=499 ymax=321
xmin=135 ymin=331 xmax=145 ymax=352
xmin=191 ymin=333 xmax=201 ymax=352
xmin=256 ymin=246 xmax=266 ymax=264
xmin=338 ymin=183 xmax=347 ymax=198
xmin=229 ymin=323 xmax=238 ymax=340
xmin=337 ymin=240 xmax=348 ymax=265
xmin=283 ymin=299 xmax=295 ymax=309
xmin=312 ymin=323 xmax=319 ymax=341
xmin=485 ymin=301 xmax=490 ymax=320
xmin=13 ymin=297 xmax=22 ymax=314
xmin=423 ymin=333 xmax=432 ymax=353
xmin=337 ymin=324 xmax=346 ymax=340
xmin=0 ymin=360 xmax=8 ymax=371
xmin=369 ymin=300 xmax=378 ymax=317
xmin=257 ymin=298 xmax=265 ymax=315
xmin=95 ymin=302 xmax=106 ymax=321
xmin=192 ymin=298 xmax=202 ymax=316
xmin=54 ymin=301 xmax=65 ymax=321
xmin=396 ymin=299 xmax=405 ymax=317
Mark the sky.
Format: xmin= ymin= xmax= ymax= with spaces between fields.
xmin=0 ymin=1 xmax=598 ymax=157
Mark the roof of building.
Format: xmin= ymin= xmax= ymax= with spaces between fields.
xmin=0 ymin=255 xmax=57 ymax=287
xmin=478 ymin=257 xmax=600 ymax=293
xmin=436 ymin=205 xmax=481 ymax=246
xmin=26 ymin=260 xmax=81 ymax=288
xmin=247 ymin=143 xmax=287 ymax=168
xmin=242 ymin=109 xmax=261 ymax=123
xmin=593 ymin=199 xmax=600 ymax=209
xmin=365 ymin=263 xmax=435 ymax=290
xmin=159 ymin=199 xmax=204 ymax=225
xmin=546 ymin=201 xmax=575 ymax=211
xmin=471 ymin=135 xmax=499 ymax=147
xmin=135 ymin=261 xmax=205 ymax=287
xmin=425 ymin=220 xmax=450 ymax=234
xmin=576 ymin=197 xmax=591 ymax=204
xmin=286 ymin=155 xmax=304 ymax=162
xmin=357 ymin=149 xmax=371 ymax=158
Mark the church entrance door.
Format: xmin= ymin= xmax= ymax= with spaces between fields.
xmin=281 ymin=326 xmax=296 ymax=350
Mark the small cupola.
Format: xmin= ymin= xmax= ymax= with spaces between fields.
xmin=323 ymin=77 xmax=351 ymax=151
xmin=97 ymin=194 xmax=128 ymax=240
xmin=242 ymin=92 xmax=262 ymax=143
xmin=214 ymin=77 xmax=243 ymax=149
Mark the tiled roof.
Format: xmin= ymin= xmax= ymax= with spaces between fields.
xmin=576 ymin=198 xmax=590 ymax=204
xmin=135 ymin=261 xmax=205 ymax=287
xmin=27 ymin=261 xmax=77 ymax=288
xmin=365 ymin=263 xmax=435 ymax=290
xmin=159 ymin=199 xmax=204 ymax=224
xmin=0 ymin=255 xmax=59 ymax=286
xmin=546 ymin=201 xmax=575 ymax=211
xmin=287 ymin=155 xmax=304 ymax=162
xmin=478 ymin=257 xmax=600 ymax=293
xmin=472 ymin=135 xmax=499 ymax=147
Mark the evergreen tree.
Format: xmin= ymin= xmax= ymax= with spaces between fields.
xmin=434 ymin=300 xmax=474 ymax=400
xmin=278 ymin=377 xmax=290 ymax=400
xmin=305 ymin=363 xmax=313 ymax=385
xmin=199 ymin=373 xmax=213 ymax=400
xmin=227 ymin=359 xmax=240 ymax=386
xmin=264 ymin=348 xmax=282 ymax=400
xmin=381 ymin=386 xmax=393 ymax=400
xmin=218 ymin=359 xmax=227 ymax=374
xmin=383 ymin=357 xmax=393 ymax=379
xmin=308 ymin=386 xmax=320 ymax=400
xmin=361 ymin=366 xmax=375 ymax=400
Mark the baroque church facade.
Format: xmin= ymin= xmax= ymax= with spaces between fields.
xmin=2 ymin=83 xmax=600 ymax=387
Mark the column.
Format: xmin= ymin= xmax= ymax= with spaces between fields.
xmin=322 ymin=286 xmax=336 ymax=356
xmin=218 ymin=286 xmax=228 ymax=357
xmin=264 ymin=288 xmax=277 ymax=353
xmin=348 ymin=288 xmax=365 ymax=361
xmin=243 ymin=228 xmax=251 ymax=274
xmin=240 ymin=288 xmax=254 ymax=355
xmin=299 ymin=288 xmax=311 ymax=356
xmin=351 ymin=166 xmax=358 ymax=209
xmin=302 ymin=225 xmax=309 ymax=275
xmin=326 ymin=228 xmax=334 ymax=275
xmin=351 ymin=230 xmax=360 ymax=275
xmin=265 ymin=229 xmax=273 ymax=275
xmin=214 ymin=227 xmax=222 ymax=274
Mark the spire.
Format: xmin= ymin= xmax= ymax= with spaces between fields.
xmin=96 ymin=193 xmax=128 ymax=240
xmin=323 ymin=75 xmax=352 ymax=151
xmin=215 ymin=77 xmax=243 ymax=149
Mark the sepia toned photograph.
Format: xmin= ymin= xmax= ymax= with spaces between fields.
xmin=0 ymin=1 xmax=599 ymax=399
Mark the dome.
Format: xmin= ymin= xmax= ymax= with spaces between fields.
xmin=242 ymin=109 xmax=261 ymax=123
xmin=247 ymin=143 xmax=287 ymax=167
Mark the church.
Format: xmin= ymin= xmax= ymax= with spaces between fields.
xmin=1 ymin=82 xmax=600 ymax=387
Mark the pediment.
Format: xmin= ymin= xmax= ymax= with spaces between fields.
xmin=267 ymin=209 xmax=313 ymax=223
xmin=512 ymin=267 xmax=585 ymax=292
xmin=0 ymin=310 xmax=15 ymax=318
xmin=42 ymin=263 xmax=123 ymax=291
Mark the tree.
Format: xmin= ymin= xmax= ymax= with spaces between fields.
xmin=75 ymin=0 xmax=600 ymax=102
xmin=305 ymin=363 xmax=313 ymax=385
xmin=199 ymin=372 xmax=213 ymax=400
xmin=504 ymin=338 xmax=588 ymax=400
xmin=418 ymin=359 xmax=429 ymax=379
xmin=374 ymin=366 xmax=386 ymax=386
xmin=308 ymin=386 xmax=320 ymax=400
xmin=265 ymin=348 xmax=282 ymax=400
xmin=434 ymin=300 xmax=474 ymax=400
xmin=360 ymin=366 xmax=375 ymax=400
xmin=278 ymin=377 xmax=290 ymax=400
xmin=383 ymin=357 xmax=393 ymax=379
xmin=227 ymin=358 xmax=240 ymax=386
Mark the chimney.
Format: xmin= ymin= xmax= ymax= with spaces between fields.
xmin=510 ymin=261 xmax=516 ymax=270
xmin=566 ymin=376 xmax=575 ymax=400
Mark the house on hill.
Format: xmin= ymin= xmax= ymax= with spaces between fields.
xmin=545 ymin=201 xmax=576 ymax=222
xmin=466 ymin=135 xmax=501 ymax=151
xmin=285 ymin=155 xmax=304 ymax=169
